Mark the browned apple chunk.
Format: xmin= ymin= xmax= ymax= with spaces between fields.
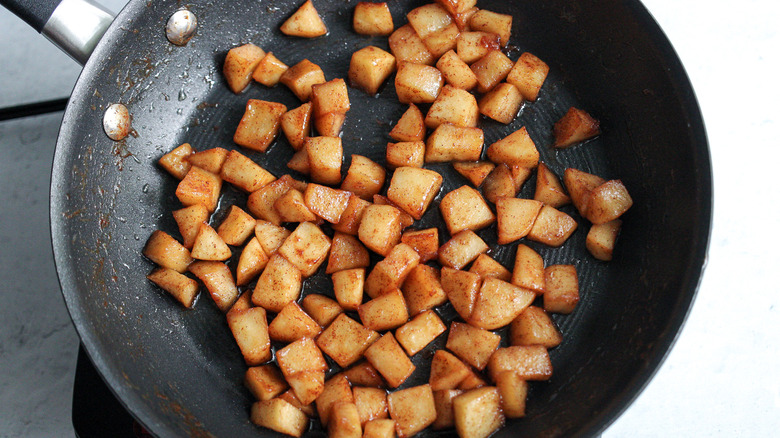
xmin=438 ymin=230 xmax=488 ymax=270
xmin=425 ymin=124 xmax=483 ymax=163
xmin=227 ymin=306 xmax=271 ymax=366
xmin=436 ymin=49 xmax=478 ymax=90
xmin=358 ymin=205 xmax=403 ymax=256
xmin=237 ymin=237 xmax=269 ymax=286
xmin=439 ymin=185 xmax=495 ymax=235
xmin=445 ymin=321 xmax=500 ymax=370
xmin=277 ymin=221 xmax=332 ymax=277
xmin=470 ymin=50 xmax=514 ymax=93
xmin=302 ymin=294 xmax=343 ymax=327
xmin=470 ymin=278 xmax=536 ymax=330
xmin=143 ymin=230 xmax=193 ymax=273
xmin=187 ymin=147 xmax=228 ymax=174
xmin=353 ymin=387 xmax=389 ymax=425
xmin=390 ymin=104 xmax=426 ymax=142
xmin=353 ymin=2 xmax=394 ymax=36
xmin=510 ymin=306 xmax=562 ymax=348
xmin=363 ymin=419 xmax=396 ymax=438
xmin=158 ymin=142 xmax=193 ymax=180
xmin=316 ymin=374 xmax=354 ymax=426
xmin=277 ymin=337 xmax=328 ymax=377
xmin=304 ymin=136 xmax=343 ymax=186
xmin=278 ymin=388 xmax=316 ymax=416
xmin=511 ymin=244 xmax=545 ymax=294
xmin=223 ymin=43 xmax=265 ymax=93
xmin=401 ymin=228 xmax=439 ymax=263
xmin=280 ymin=59 xmax=327 ymax=101
xmin=332 ymin=194 xmax=371 ymax=235
xmin=452 ymin=387 xmax=504 ymax=438
xmin=429 ymin=349 xmax=471 ymax=391
xmin=281 ymin=102 xmax=313 ymax=151
xmin=457 ymin=31 xmax=500 ymax=64
xmin=553 ymin=107 xmax=601 ymax=148
xmin=312 ymin=77 xmax=350 ymax=117
xmin=506 ymin=52 xmax=549 ymax=102
xmin=440 ymin=266 xmax=481 ymax=320
xmin=287 ymin=370 xmax=326 ymax=407
xmin=481 ymin=164 xmax=517 ymax=204
xmin=245 ymin=364 xmax=288 ymax=401
xmin=233 ymin=99 xmax=287 ymax=153
xmin=586 ymin=219 xmax=622 ymax=261
xmin=303 ymin=183 xmax=351 ymax=224
xmin=487 ymin=126 xmax=539 ymax=168
xmin=395 ymin=62 xmax=444 ymax=104
xmin=341 ymin=361 xmax=385 ymax=388
xmin=317 ymin=314 xmax=380 ymax=368
xmin=479 ymin=82 xmax=523 ymax=124
xmin=329 ymin=402 xmax=362 ymax=438
xmin=191 ymin=222 xmax=231 ymax=261
xmin=216 ymin=205 xmax=256 ymax=247
xmin=395 ymin=310 xmax=447 ymax=356
xmin=146 ymin=267 xmax=199 ymax=308
xmin=176 ymin=166 xmax=222 ymax=212
xmin=586 ymin=180 xmax=633 ymax=224
xmin=407 ymin=3 xmax=452 ymax=39
xmin=349 ymin=46 xmax=396 ymax=95
xmin=189 ymin=261 xmax=239 ymax=311
xmin=250 ymin=398 xmax=308 ymax=437
xmin=386 ymin=141 xmax=425 ymax=169
xmin=252 ymin=52 xmax=289 ymax=87
xmin=495 ymin=371 xmax=528 ymax=418
xmin=435 ymin=0 xmax=477 ymax=15
xmin=341 ymin=155 xmax=386 ymax=201
xmin=327 ymin=232 xmax=370 ymax=274
xmin=268 ymin=302 xmax=322 ymax=342
xmin=487 ymin=345 xmax=552 ymax=381
xmin=280 ymin=0 xmax=328 ymax=38
xmin=534 ymin=162 xmax=571 ymax=207
xmin=358 ymin=289 xmax=409 ymax=331
xmin=468 ymin=10 xmax=512 ymax=46
xmin=527 ymin=205 xmax=578 ymax=247
xmin=544 ymin=264 xmax=579 ymax=314
xmin=252 ymin=254 xmax=303 ymax=312
xmin=387 ymin=166 xmax=443 ymax=220
xmin=432 ymin=388 xmax=463 ymax=429
xmin=387 ymin=384 xmax=437 ymax=437
xmin=365 ymin=243 xmax=420 ymax=298
xmin=255 ymin=219 xmax=292 ymax=255
xmin=563 ymin=167 xmax=607 ymax=218
xmin=389 ymin=24 xmax=435 ymax=65
xmin=468 ymin=254 xmax=511 ymax=282
xmin=220 ymin=149 xmax=276 ymax=193
xmin=332 ymin=268 xmax=365 ymax=311
xmin=425 ymin=85 xmax=479 ymax=129
xmin=496 ymin=198 xmax=543 ymax=244
xmin=275 ymin=189 xmax=317 ymax=224
xmin=363 ymin=332 xmax=415 ymax=388
xmin=401 ymin=264 xmax=447 ymax=315
xmin=452 ymin=161 xmax=495 ymax=187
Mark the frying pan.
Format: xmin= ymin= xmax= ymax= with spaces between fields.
xmin=3 ymin=0 xmax=711 ymax=436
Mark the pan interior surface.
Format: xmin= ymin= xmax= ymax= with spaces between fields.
xmin=50 ymin=0 xmax=711 ymax=436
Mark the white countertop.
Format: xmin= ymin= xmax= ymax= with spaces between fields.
xmin=1 ymin=0 xmax=778 ymax=436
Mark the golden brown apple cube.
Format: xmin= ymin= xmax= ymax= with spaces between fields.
xmin=287 ymin=149 xmax=310 ymax=175
xmin=190 ymin=222 xmax=231 ymax=261
xmin=304 ymin=136 xmax=343 ymax=185
xmin=496 ymin=198 xmax=543 ymax=245
xmin=456 ymin=31 xmax=500 ymax=64
xmin=479 ymin=82 xmax=523 ymax=124
xmin=432 ymin=389 xmax=462 ymax=430
xmin=230 ymin=290 xmax=253 ymax=313
xmin=317 ymin=314 xmax=380 ymax=368
xmin=401 ymin=228 xmax=439 ymax=263
xmin=332 ymin=194 xmax=371 ymax=235
xmin=457 ymin=369 xmax=488 ymax=391
xmin=255 ymin=220 xmax=292 ymax=255
xmin=438 ymin=230 xmax=488 ymax=270
xmin=453 ymin=387 xmax=504 ymax=438
xmin=510 ymin=164 xmax=533 ymax=192
xmin=302 ymin=183 xmax=350 ymax=224
xmin=407 ymin=3 xmax=452 ymax=39
xmin=353 ymin=2 xmax=393 ymax=35
xmin=452 ymin=161 xmax=495 ymax=187
xmin=469 ymin=10 xmax=512 ymax=46
xmin=278 ymin=221 xmax=331 ymax=277
xmin=278 ymin=389 xmax=316 ymax=416
xmin=494 ymin=371 xmax=527 ymax=418
xmin=445 ymin=322 xmax=500 ymax=370
xmin=358 ymin=289 xmax=409 ymax=331
xmin=287 ymin=370 xmax=326 ymax=405
xmin=353 ymin=387 xmax=389 ymax=425
xmin=395 ymin=310 xmax=446 ymax=356
xmin=423 ymin=23 xmax=460 ymax=58
xmin=395 ymin=62 xmax=444 ymax=104
xmin=401 ymin=264 xmax=447 ymax=315
xmin=386 ymin=167 xmax=443 ymax=220
xmin=440 ymin=267 xmax=481 ymax=320
xmin=429 ymin=350 xmax=470 ymax=391
xmin=252 ymin=254 xmax=302 ymax=312
xmin=188 ymin=147 xmax=228 ymax=174
xmin=563 ymin=167 xmax=607 ymax=218
xmin=469 ymin=277 xmax=536 ymax=330
xmin=332 ymin=268 xmax=365 ymax=311
xmin=275 ymin=189 xmax=318 ymax=223
xmin=159 ymin=142 xmax=193 ymax=180
xmin=389 ymin=24 xmax=435 ymax=65
xmin=317 ymin=374 xmax=354 ymax=426
xmin=349 ymin=46 xmax=396 ymax=95
xmin=144 ymin=230 xmax=193 ymax=273
xmin=487 ymin=345 xmax=552 ymax=382
xmin=341 ymin=155 xmax=386 ymax=201
xmin=327 ymin=232 xmax=370 ymax=274
xmin=217 ymin=205 xmax=256 ymax=246
xmin=146 ymin=267 xmax=199 ymax=308
xmin=188 ymin=261 xmax=238 ymax=311
xmin=269 ymin=302 xmax=322 ymax=342
xmin=302 ymin=294 xmax=343 ymax=327
xmin=314 ymin=108 xmax=347 ymax=138
xmin=387 ymin=384 xmax=436 ymax=437
xmin=527 ymin=205 xmax=578 ymax=247
xmin=312 ymin=78 xmax=350 ymax=117
xmin=506 ymin=52 xmax=549 ymax=102
xmin=358 ymin=205 xmax=403 ymax=256
xmin=341 ymin=361 xmax=385 ymax=388
xmin=470 ymin=50 xmax=513 ymax=93
xmin=364 ymin=333 xmax=415 ymax=388
xmin=425 ymin=124 xmax=483 ymax=163
xmin=553 ymin=107 xmax=601 ymax=148
xmin=280 ymin=59 xmax=327 ymax=101
xmin=220 ymin=149 xmax=276 ymax=193
xmin=468 ymin=254 xmax=510 ymax=282
xmin=451 ymin=5 xmax=478 ymax=31
xmin=281 ymin=102 xmax=313 ymax=151
xmin=510 ymin=306 xmax=562 ymax=348
xmin=436 ymin=49 xmax=478 ymax=90
xmin=481 ymin=164 xmax=517 ymax=204
xmin=487 ymin=126 xmax=539 ymax=168
xmin=390 ymin=104 xmax=426 ymax=142
xmin=365 ymin=243 xmax=421 ymax=298
xmin=534 ymin=162 xmax=571 ymax=207
xmin=544 ymin=264 xmax=579 ymax=314
xmin=424 ymin=85 xmax=479 ymax=129
xmin=511 ymin=244 xmax=545 ymax=294
xmin=246 ymin=365 xmax=288 ymax=402
xmin=439 ymin=185 xmax=495 ymax=235
xmin=252 ymin=52 xmax=289 ymax=87
xmin=250 ymin=398 xmax=308 ymax=437
xmin=329 ymin=401 xmax=362 ymax=438
xmin=280 ymin=0 xmax=328 ymax=38
xmin=223 ymin=43 xmax=266 ymax=94
xmin=586 ymin=180 xmax=633 ymax=224
xmin=233 ymin=99 xmax=287 ymax=153
xmin=227 ymin=306 xmax=271 ymax=365
xmin=176 ymin=166 xmax=222 ymax=212
xmin=386 ymin=140 xmax=425 ymax=169
xmin=277 ymin=337 xmax=328 ymax=378
xmin=586 ymin=219 xmax=622 ymax=261
xmin=237 ymin=237 xmax=269 ymax=286
xmin=363 ymin=419 xmax=396 ymax=438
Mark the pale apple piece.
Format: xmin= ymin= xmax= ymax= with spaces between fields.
xmin=387 ymin=385 xmax=436 ymax=438
xmin=188 ymin=260 xmax=238 ymax=311
xmin=563 ymin=167 xmax=606 ymax=218
xmin=487 ymin=345 xmax=552 ymax=382
xmin=187 ymin=147 xmax=228 ymax=174
xmin=327 ymin=232 xmax=370 ymax=274
xmin=425 ymin=85 xmax=479 ymax=129
xmin=526 ymin=205 xmax=578 ymax=247
xmin=358 ymin=204 xmax=403 ymax=256
xmin=363 ymin=419 xmax=396 ymax=438
xmin=227 ymin=306 xmax=271 ymax=365
xmin=553 ymin=107 xmax=601 ymax=148
xmin=172 ymin=204 xmax=209 ymax=249
xmin=452 ymin=161 xmax=495 ymax=187
xmin=332 ymin=268 xmax=365 ymax=311
xmin=511 ymin=244 xmax=545 ymax=294
xmin=304 ymin=136 xmax=343 ymax=186
xmin=332 ymin=194 xmax=371 ymax=235
xmin=506 ymin=52 xmax=549 ymax=102
xmin=280 ymin=59 xmax=327 ymax=101
xmin=534 ymin=162 xmax=571 ymax=207
xmin=386 ymin=167 xmax=443 ymax=220
xmin=245 ymin=364 xmax=287 ymax=402
xmin=469 ymin=10 xmax=511 ymax=46
xmin=317 ymin=374 xmax=354 ymax=426
xmin=469 ymin=278 xmax=536 ymax=330
xmin=354 ymin=387 xmax=388 ymax=425
xmin=470 ymin=50 xmax=514 ymax=93
xmin=395 ymin=62 xmax=444 ymax=104
xmin=280 ymin=0 xmax=327 ymax=38
xmin=255 ymin=220 xmax=292 ymax=255
xmin=287 ymin=370 xmax=326 ymax=406
xmin=438 ymin=230 xmax=488 ymax=270
xmin=429 ymin=349 xmax=471 ymax=391
xmin=278 ymin=389 xmax=316 ymax=416
xmin=401 ymin=264 xmax=447 ymax=315
xmin=586 ymin=180 xmax=633 ymax=224
xmin=317 ymin=314 xmax=380 ymax=368
xmin=158 ymin=142 xmax=193 ymax=180
xmin=395 ymin=310 xmax=446 ymax=356
xmin=456 ymin=31 xmax=500 ymax=64
xmin=440 ymin=266 xmax=481 ymax=320
xmin=302 ymin=294 xmax=343 ymax=327
xmin=176 ymin=166 xmax=222 ymax=212
xmin=329 ymin=401 xmax=362 ymax=438
xmin=250 ymin=399 xmax=309 ymax=437
xmin=401 ymin=228 xmax=439 ymax=263
xmin=432 ymin=389 xmax=463 ymax=430
xmin=586 ymin=219 xmax=622 ymax=261
xmin=349 ymin=46 xmax=396 ymax=95
xmin=390 ymin=104 xmax=426 ymax=142
xmin=386 ymin=141 xmax=425 ymax=169
xmin=423 ymin=23 xmax=460 ymax=58
xmin=223 ymin=43 xmax=266 ymax=93
xmin=479 ymin=82 xmax=523 ymax=124
xmin=452 ymin=387 xmax=504 ymax=438
xmin=281 ymin=102 xmax=313 ymax=151
xmin=191 ymin=222 xmax=232 ymax=261
xmin=358 ymin=289 xmax=409 ymax=331
xmin=269 ymin=302 xmax=322 ymax=342
xmin=341 ymin=361 xmax=385 ymax=388
xmin=302 ymin=184 xmax=351 ymax=224
xmin=496 ymin=198 xmax=544 ymax=245
xmin=436 ymin=49 xmax=479 ymax=90
xmin=147 ymin=267 xmax=199 ymax=308
xmin=287 ymin=149 xmax=310 ymax=174
xmin=220 ymin=149 xmax=276 ymax=193
xmin=439 ymin=185 xmax=495 ymax=235
xmin=217 ymin=205 xmax=256 ymax=246
xmin=364 ymin=333 xmax=415 ymax=389
xmin=353 ymin=2 xmax=393 ymax=35
xmin=468 ymin=254 xmax=511 ymax=282
xmin=407 ymin=3 xmax=452 ymax=39
xmin=544 ymin=264 xmax=579 ymax=314
xmin=252 ymin=254 xmax=303 ymax=312
xmin=277 ymin=221 xmax=331 ymax=277
xmin=510 ymin=306 xmax=562 ymax=348
xmin=425 ymin=123 xmax=483 ymax=163
xmin=236 ymin=237 xmax=269 ymax=285
xmin=252 ymin=52 xmax=289 ymax=87
xmin=494 ymin=371 xmax=528 ymax=419
xmin=487 ymin=126 xmax=539 ymax=168
xmin=341 ymin=155 xmax=386 ymax=201
xmin=446 ymin=321 xmax=500 ymax=370
xmin=274 ymin=189 xmax=318 ymax=223
xmin=388 ymin=24 xmax=435 ymax=65
xmin=233 ymin=99 xmax=287 ymax=152
xmin=481 ymin=164 xmax=517 ymax=204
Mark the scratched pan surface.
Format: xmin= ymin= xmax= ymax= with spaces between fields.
xmin=50 ymin=0 xmax=711 ymax=436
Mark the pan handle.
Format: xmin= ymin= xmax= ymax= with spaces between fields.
xmin=1 ymin=0 xmax=114 ymax=65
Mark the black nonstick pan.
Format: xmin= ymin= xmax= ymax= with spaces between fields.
xmin=4 ymin=0 xmax=711 ymax=436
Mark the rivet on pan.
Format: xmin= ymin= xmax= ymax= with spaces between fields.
xmin=166 ymin=9 xmax=198 ymax=46
xmin=103 ymin=103 xmax=131 ymax=141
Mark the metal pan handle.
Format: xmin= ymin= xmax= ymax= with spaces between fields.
xmin=1 ymin=0 xmax=114 ymax=65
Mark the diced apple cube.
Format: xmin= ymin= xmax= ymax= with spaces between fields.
xmin=479 ymin=82 xmax=523 ymax=124
xmin=432 ymin=388 xmax=463 ymax=430
xmin=468 ymin=254 xmax=511 ymax=282
xmin=387 ymin=166 xmax=443 ymax=220
xmin=304 ymin=136 xmax=343 ymax=185
xmin=280 ymin=59 xmax=327 ymax=101
xmin=220 ymin=149 xmax=276 ymax=193
xmin=445 ymin=321 xmax=500 ymax=370
xmin=250 ymin=399 xmax=309 ymax=437
xmin=439 ymin=185 xmax=495 ymax=235
xmin=349 ymin=46 xmax=396 ymax=95
xmin=526 ymin=205 xmax=578 ymax=247
xmin=317 ymin=314 xmax=380 ymax=368
xmin=278 ymin=221 xmax=332 ymax=277
xmin=341 ymin=361 xmax=385 ymax=388
xmin=223 ymin=43 xmax=265 ymax=93
xmin=510 ymin=306 xmax=562 ymax=348
xmin=452 ymin=387 xmax=504 ymax=438
xmin=481 ymin=164 xmax=517 ymax=204
xmin=217 ymin=205 xmax=256 ymax=246
xmin=280 ymin=0 xmax=328 ymax=38
xmin=387 ymin=385 xmax=436 ymax=438
xmin=255 ymin=219 xmax=292 ymax=255
xmin=188 ymin=261 xmax=238 ymax=312
xmin=401 ymin=228 xmax=439 ymax=263
xmin=233 ymin=99 xmax=287 ymax=153
xmin=586 ymin=219 xmax=622 ymax=261
xmin=389 ymin=104 xmax=426 ymax=142
xmin=143 ymin=230 xmax=193 ymax=273
xmin=440 ymin=267 xmax=481 ymax=320
xmin=544 ymin=264 xmax=579 ymax=314
xmin=281 ymin=102 xmax=313 ymax=151
xmin=586 ymin=180 xmax=633 ymax=224
xmin=364 ymin=333 xmax=415 ymax=389
xmin=175 ymin=166 xmax=222 ymax=212
xmin=487 ymin=345 xmax=552 ymax=381
xmin=438 ymin=230 xmax=488 ymax=270
xmin=227 ymin=306 xmax=271 ymax=366
xmin=470 ymin=50 xmax=514 ymax=93
xmin=354 ymin=387 xmax=389 ymax=425
xmin=146 ymin=267 xmax=199 ymax=308
xmin=332 ymin=194 xmax=371 ymax=235
xmin=327 ymin=232 xmax=370 ymax=274
xmin=191 ymin=222 xmax=231 ymax=261
xmin=341 ymin=155 xmax=386 ymax=201
xmin=359 ymin=289 xmax=409 ymax=331
xmin=358 ymin=205 xmax=403 ymax=256
xmin=236 ymin=237 xmax=269 ymax=286
xmin=316 ymin=374 xmax=354 ymax=426
xmin=506 ymin=52 xmax=549 ymax=102
xmin=563 ymin=167 xmax=607 ymax=218
xmin=302 ymin=294 xmax=343 ymax=327
xmin=496 ymin=198 xmax=543 ymax=244
xmin=425 ymin=85 xmax=479 ymax=129
xmin=456 ymin=31 xmax=500 ymax=64
xmin=363 ymin=419 xmax=396 ymax=438
xmin=468 ymin=10 xmax=512 ymax=46
xmin=303 ymin=183 xmax=351 ymax=224
xmin=251 ymin=254 xmax=302 ymax=312
xmin=423 ymin=23 xmax=461 ymax=58
xmin=158 ymin=142 xmax=193 ymax=180
xmin=553 ymin=107 xmax=600 ymax=148
xmin=245 ymin=364 xmax=288 ymax=401
xmin=494 ymin=371 xmax=528 ymax=418
xmin=386 ymin=141 xmax=425 ymax=169
xmin=425 ymin=123 xmax=483 ymax=163
xmin=452 ymin=161 xmax=495 ymax=187
xmin=389 ymin=24 xmax=435 ymax=65
xmin=252 ymin=52 xmax=289 ymax=87
xmin=534 ymin=162 xmax=571 ymax=207
xmin=187 ymin=147 xmax=228 ymax=174
xmin=353 ymin=2 xmax=394 ymax=35
xmin=469 ymin=278 xmax=536 ymax=330
xmin=511 ymin=244 xmax=546 ymax=294
xmin=332 ymin=268 xmax=365 ymax=311
xmin=329 ymin=402 xmax=362 ymax=438
xmin=401 ymin=264 xmax=447 ymax=315
xmin=436 ymin=49 xmax=478 ymax=90
xmin=487 ymin=126 xmax=539 ymax=168
xmin=429 ymin=350 xmax=471 ymax=391
xmin=395 ymin=310 xmax=446 ymax=356
xmin=395 ymin=62 xmax=444 ymax=104
xmin=268 ymin=302 xmax=322 ymax=342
